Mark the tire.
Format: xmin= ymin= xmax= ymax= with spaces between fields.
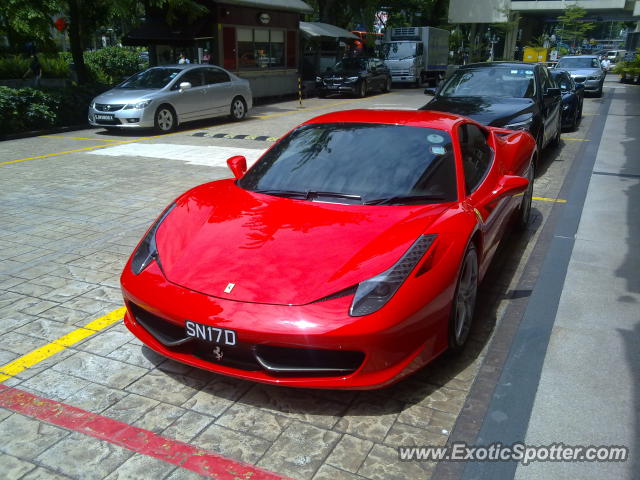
xmin=383 ymin=76 xmax=392 ymax=93
xmin=578 ymin=99 xmax=583 ymax=119
xmin=516 ymin=162 xmax=534 ymax=230
xmin=448 ymin=244 xmax=478 ymax=352
xmin=154 ymin=105 xmax=176 ymax=132
xmin=318 ymin=90 xmax=327 ymax=98
xmin=229 ymin=96 xmax=247 ymax=121
xmin=357 ymin=80 xmax=367 ymax=98
xmin=550 ymin=119 xmax=561 ymax=147
xmin=570 ymin=106 xmax=579 ymax=131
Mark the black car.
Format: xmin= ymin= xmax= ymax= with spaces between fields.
xmin=550 ymin=69 xmax=584 ymax=131
xmin=420 ymin=62 xmax=562 ymax=158
xmin=316 ymin=57 xmax=392 ymax=98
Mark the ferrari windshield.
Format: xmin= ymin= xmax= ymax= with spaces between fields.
xmin=238 ymin=123 xmax=457 ymax=204
xmin=556 ymin=57 xmax=600 ymax=69
xmin=117 ymin=68 xmax=181 ymax=89
xmin=439 ymin=67 xmax=536 ymax=98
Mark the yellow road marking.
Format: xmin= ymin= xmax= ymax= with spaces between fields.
xmin=563 ymin=138 xmax=591 ymax=142
xmin=0 ymin=144 xmax=127 ymax=166
xmin=0 ymin=307 xmax=126 ymax=382
xmin=42 ymin=135 xmax=124 ymax=142
xmin=581 ymin=113 xmax=599 ymax=116
xmin=533 ymin=196 xmax=567 ymax=203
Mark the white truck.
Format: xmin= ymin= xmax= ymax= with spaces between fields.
xmin=382 ymin=26 xmax=449 ymax=87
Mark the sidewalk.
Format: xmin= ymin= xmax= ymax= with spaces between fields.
xmin=513 ymin=83 xmax=640 ymax=479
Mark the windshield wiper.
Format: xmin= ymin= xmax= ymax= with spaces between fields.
xmin=253 ymin=189 xmax=307 ymax=199
xmin=306 ymin=191 xmax=363 ymax=202
xmin=364 ymin=194 xmax=446 ymax=205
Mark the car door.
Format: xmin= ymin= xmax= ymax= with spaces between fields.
xmin=172 ymin=68 xmax=207 ymax=120
xmin=458 ymin=123 xmax=510 ymax=269
xmin=202 ymin=67 xmax=234 ymax=116
xmin=538 ymin=66 xmax=561 ymax=146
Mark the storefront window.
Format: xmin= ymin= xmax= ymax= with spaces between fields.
xmin=236 ymin=28 xmax=286 ymax=70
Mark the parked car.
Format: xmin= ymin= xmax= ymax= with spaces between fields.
xmin=554 ymin=55 xmax=606 ymax=96
xmin=120 ymin=109 xmax=536 ymax=389
xmin=315 ymin=57 xmax=391 ymax=98
xmin=88 ymin=64 xmax=253 ymax=132
xmin=420 ymin=62 xmax=562 ymax=161
xmin=550 ymin=69 xmax=584 ymax=131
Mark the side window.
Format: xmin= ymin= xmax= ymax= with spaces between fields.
xmin=204 ymin=68 xmax=230 ymax=85
xmin=178 ymin=69 xmax=204 ymax=88
xmin=458 ymin=123 xmax=493 ymax=194
xmin=540 ymin=67 xmax=553 ymax=92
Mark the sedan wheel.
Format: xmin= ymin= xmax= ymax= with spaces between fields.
xmin=449 ymin=245 xmax=478 ymax=351
xmin=517 ymin=163 xmax=534 ymax=230
xmin=383 ymin=77 xmax=392 ymax=92
xmin=230 ymin=97 xmax=247 ymax=121
xmin=155 ymin=107 xmax=175 ymax=132
xmin=358 ymin=81 xmax=367 ymax=98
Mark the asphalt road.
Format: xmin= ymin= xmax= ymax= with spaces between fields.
xmin=0 ymin=80 xmax=614 ymax=480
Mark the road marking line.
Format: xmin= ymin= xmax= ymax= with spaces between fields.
xmin=0 ymin=307 xmax=126 ymax=383
xmin=41 ymin=135 xmax=124 ymax=142
xmin=563 ymin=138 xmax=591 ymax=142
xmin=533 ymin=196 xmax=567 ymax=203
xmin=0 ymin=385 xmax=289 ymax=480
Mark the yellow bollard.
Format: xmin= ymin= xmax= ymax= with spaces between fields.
xmin=298 ymin=76 xmax=303 ymax=108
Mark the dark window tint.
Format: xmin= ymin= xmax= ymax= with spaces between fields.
xmin=239 ymin=123 xmax=457 ymax=204
xmin=179 ymin=69 xmax=204 ymax=87
xmin=204 ymin=68 xmax=230 ymax=84
xmin=458 ymin=123 xmax=492 ymax=194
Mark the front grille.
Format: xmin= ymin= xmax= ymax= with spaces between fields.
xmin=128 ymin=302 xmax=364 ymax=377
xmin=95 ymin=103 xmax=125 ymax=112
xmin=573 ymin=76 xmax=586 ymax=83
xmin=391 ymin=69 xmax=411 ymax=76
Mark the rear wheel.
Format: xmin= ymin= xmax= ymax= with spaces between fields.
xmin=229 ymin=97 xmax=247 ymax=121
xmin=448 ymin=245 xmax=478 ymax=352
xmin=383 ymin=76 xmax=392 ymax=92
xmin=357 ymin=80 xmax=367 ymax=98
xmin=154 ymin=105 xmax=175 ymax=132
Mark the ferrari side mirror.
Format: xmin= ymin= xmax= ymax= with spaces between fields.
xmin=491 ymin=175 xmax=529 ymax=200
xmin=227 ymin=155 xmax=247 ymax=179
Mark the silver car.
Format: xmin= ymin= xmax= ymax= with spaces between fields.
xmin=88 ymin=64 xmax=253 ymax=131
xmin=554 ymin=55 xmax=605 ymax=96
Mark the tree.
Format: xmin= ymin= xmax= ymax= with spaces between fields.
xmin=554 ymin=4 xmax=595 ymax=49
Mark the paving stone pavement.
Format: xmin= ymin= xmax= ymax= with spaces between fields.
xmin=0 ymin=90 xmax=600 ymax=479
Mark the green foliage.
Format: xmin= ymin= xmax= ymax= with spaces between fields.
xmin=0 ymin=83 xmax=108 ymax=135
xmin=0 ymin=54 xmax=70 ymax=79
xmin=555 ymin=5 xmax=595 ymax=47
xmin=83 ymin=47 xmax=145 ymax=84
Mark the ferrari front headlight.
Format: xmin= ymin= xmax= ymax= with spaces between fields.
xmin=350 ymin=235 xmax=437 ymax=317
xmin=131 ymin=203 xmax=176 ymax=275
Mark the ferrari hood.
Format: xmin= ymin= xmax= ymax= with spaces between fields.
xmin=155 ymin=180 xmax=449 ymax=306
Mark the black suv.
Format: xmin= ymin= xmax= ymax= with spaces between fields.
xmin=420 ymin=62 xmax=562 ymax=156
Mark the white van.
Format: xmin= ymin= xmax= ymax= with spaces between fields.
xmin=606 ymin=50 xmax=626 ymax=62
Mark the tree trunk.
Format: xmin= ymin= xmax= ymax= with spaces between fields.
xmin=68 ymin=0 xmax=89 ymax=84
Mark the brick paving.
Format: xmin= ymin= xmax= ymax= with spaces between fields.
xmin=0 ymin=91 xmax=596 ymax=479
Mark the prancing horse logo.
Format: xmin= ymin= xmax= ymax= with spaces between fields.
xmin=224 ymin=282 xmax=235 ymax=293
xmin=212 ymin=346 xmax=223 ymax=361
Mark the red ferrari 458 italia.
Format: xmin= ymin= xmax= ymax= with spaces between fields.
xmin=121 ymin=109 xmax=536 ymax=389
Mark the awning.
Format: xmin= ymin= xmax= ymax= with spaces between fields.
xmin=122 ymin=17 xmax=213 ymax=46
xmin=221 ymin=0 xmax=313 ymax=14
xmin=299 ymin=22 xmax=358 ymax=40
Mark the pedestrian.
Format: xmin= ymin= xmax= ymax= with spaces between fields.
xmin=22 ymin=53 xmax=42 ymax=88
xmin=178 ymin=53 xmax=190 ymax=64
xmin=601 ymin=57 xmax=611 ymax=71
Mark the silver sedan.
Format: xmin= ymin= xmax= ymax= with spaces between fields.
xmin=88 ymin=64 xmax=253 ymax=132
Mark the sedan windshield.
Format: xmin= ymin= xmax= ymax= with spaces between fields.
xmin=439 ymin=67 xmax=536 ymax=98
xmin=556 ymin=57 xmax=600 ymax=69
xmin=332 ymin=59 xmax=367 ymax=72
xmin=238 ymin=123 xmax=457 ymax=205
xmin=117 ymin=68 xmax=181 ymax=89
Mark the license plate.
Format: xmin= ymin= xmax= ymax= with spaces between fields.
xmin=185 ymin=320 xmax=237 ymax=346
xmin=95 ymin=114 xmax=114 ymax=120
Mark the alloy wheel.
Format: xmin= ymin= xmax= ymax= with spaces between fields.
xmin=156 ymin=108 xmax=174 ymax=131
xmin=453 ymin=247 xmax=478 ymax=347
xmin=231 ymin=98 xmax=246 ymax=121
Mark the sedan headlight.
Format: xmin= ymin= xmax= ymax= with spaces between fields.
xmin=562 ymin=103 xmax=570 ymax=111
xmin=504 ymin=114 xmax=534 ymax=131
xmin=124 ymin=100 xmax=151 ymax=110
xmin=131 ymin=203 xmax=176 ymax=275
xmin=315 ymin=76 xmax=322 ymax=83
xmin=350 ymin=235 xmax=437 ymax=316
xmin=345 ymin=76 xmax=359 ymax=83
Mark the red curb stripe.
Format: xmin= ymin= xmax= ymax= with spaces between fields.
xmin=0 ymin=385 xmax=289 ymax=480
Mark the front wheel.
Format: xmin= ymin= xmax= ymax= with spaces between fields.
xmin=516 ymin=162 xmax=535 ymax=230
xmin=383 ymin=77 xmax=392 ymax=92
xmin=154 ymin=106 xmax=175 ymax=132
xmin=448 ymin=244 xmax=478 ymax=352
xmin=229 ymin=97 xmax=247 ymax=121
xmin=357 ymin=80 xmax=367 ymax=98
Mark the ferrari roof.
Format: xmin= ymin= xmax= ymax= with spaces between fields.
xmin=304 ymin=109 xmax=466 ymax=132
